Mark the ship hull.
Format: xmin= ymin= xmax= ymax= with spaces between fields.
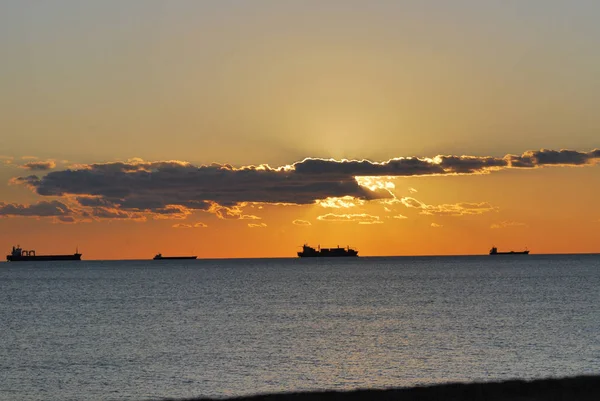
xmin=297 ymin=252 xmax=358 ymax=257
xmin=7 ymin=254 xmax=82 ymax=262
xmin=490 ymin=251 xmax=530 ymax=255
xmin=153 ymin=256 xmax=197 ymax=260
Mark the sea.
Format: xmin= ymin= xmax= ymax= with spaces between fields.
xmin=1 ymin=255 xmax=599 ymax=401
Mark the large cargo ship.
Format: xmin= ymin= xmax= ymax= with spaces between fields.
xmin=489 ymin=246 xmax=529 ymax=255
xmin=6 ymin=246 xmax=82 ymax=262
xmin=297 ymin=244 xmax=358 ymax=257
xmin=153 ymin=253 xmax=197 ymax=260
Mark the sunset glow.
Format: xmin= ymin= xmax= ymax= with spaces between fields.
xmin=1 ymin=1 xmax=599 ymax=259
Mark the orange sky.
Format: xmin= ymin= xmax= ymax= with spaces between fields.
xmin=1 ymin=158 xmax=599 ymax=259
xmin=1 ymin=2 xmax=599 ymax=259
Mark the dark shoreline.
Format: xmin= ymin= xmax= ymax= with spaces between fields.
xmin=164 ymin=375 xmax=600 ymax=401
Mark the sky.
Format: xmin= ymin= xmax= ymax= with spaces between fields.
xmin=1 ymin=0 xmax=599 ymax=259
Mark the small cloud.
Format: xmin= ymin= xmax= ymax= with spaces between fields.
xmin=248 ymin=223 xmax=267 ymax=228
xmin=400 ymin=197 xmax=426 ymax=208
xmin=20 ymin=160 xmax=56 ymax=171
xmin=21 ymin=156 xmax=39 ymax=160
xmin=408 ymin=187 xmax=418 ymax=193
xmin=388 ymin=214 xmax=408 ymax=219
xmin=92 ymin=207 xmax=146 ymax=221
xmin=293 ymin=219 xmax=311 ymax=226
xmin=173 ymin=222 xmax=208 ymax=228
xmin=431 ymin=223 xmax=443 ymax=228
xmin=239 ymin=214 xmax=261 ymax=220
xmin=150 ymin=205 xmax=192 ymax=220
xmin=317 ymin=213 xmax=381 ymax=224
xmin=401 ymin=197 xmax=498 ymax=216
xmin=53 ymin=216 xmax=87 ymax=224
xmin=490 ymin=221 xmax=528 ymax=229
xmin=316 ymin=196 xmax=365 ymax=209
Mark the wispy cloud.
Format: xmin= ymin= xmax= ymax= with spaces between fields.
xmin=90 ymin=207 xmax=146 ymax=221
xmin=316 ymin=196 xmax=365 ymax=208
xmin=317 ymin=213 xmax=381 ymax=224
xmin=248 ymin=223 xmax=267 ymax=228
xmin=401 ymin=197 xmax=498 ymax=216
xmin=388 ymin=214 xmax=408 ymax=219
xmin=292 ymin=219 xmax=311 ymax=226
xmin=490 ymin=221 xmax=528 ymax=229
xmin=53 ymin=215 xmax=89 ymax=224
xmin=173 ymin=222 xmax=208 ymax=228
xmin=20 ymin=160 xmax=56 ymax=171
xmin=431 ymin=223 xmax=443 ymax=228
xmin=239 ymin=214 xmax=261 ymax=220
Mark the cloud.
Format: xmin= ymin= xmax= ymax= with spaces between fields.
xmin=239 ymin=214 xmax=261 ymax=220
xmin=421 ymin=202 xmax=498 ymax=216
xmin=408 ymin=187 xmax=418 ymax=193
xmin=10 ymin=148 xmax=598 ymax=221
xmin=293 ymin=219 xmax=311 ymax=226
xmin=149 ymin=205 xmax=192 ymax=220
xmin=388 ymin=214 xmax=408 ymax=219
xmin=172 ymin=222 xmax=208 ymax=228
xmin=248 ymin=222 xmax=267 ymax=228
xmin=431 ymin=223 xmax=443 ymax=228
xmin=506 ymin=149 xmax=600 ymax=168
xmin=317 ymin=213 xmax=381 ymax=224
xmin=400 ymin=197 xmax=498 ymax=216
xmin=400 ymin=197 xmax=426 ymax=209
xmin=90 ymin=207 xmax=146 ymax=221
xmin=316 ymin=196 xmax=366 ymax=208
xmin=0 ymin=200 xmax=72 ymax=217
xmin=53 ymin=215 xmax=90 ymax=224
xmin=20 ymin=160 xmax=56 ymax=171
xmin=490 ymin=221 xmax=528 ymax=229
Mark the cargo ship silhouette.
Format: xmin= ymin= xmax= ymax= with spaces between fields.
xmin=297 ymin=244 xmax=358 ymax=257
xmin=6 ymin=245 xmax=82 ymax=262
xmin=489 ymin=246 xmax=529 ymax=255
xmin=153 ymin=253 xmax=197 ymax=260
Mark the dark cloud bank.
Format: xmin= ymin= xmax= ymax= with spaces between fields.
xmin=10 ymin=148 xmax=599 ymax=216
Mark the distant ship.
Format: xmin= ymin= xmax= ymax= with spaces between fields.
xmin=153 ymin=253 xmax=197 ymax=260
xmin=6 ymin=245 xmax=82 ymax=262
xmin=489 ymin=246 xmax=530 ymax=255
xmin=297 ymin=244 xmax=358 ymax=257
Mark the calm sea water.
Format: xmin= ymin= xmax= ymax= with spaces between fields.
xmin=1 ymin=255 xmax=599 ymax=401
